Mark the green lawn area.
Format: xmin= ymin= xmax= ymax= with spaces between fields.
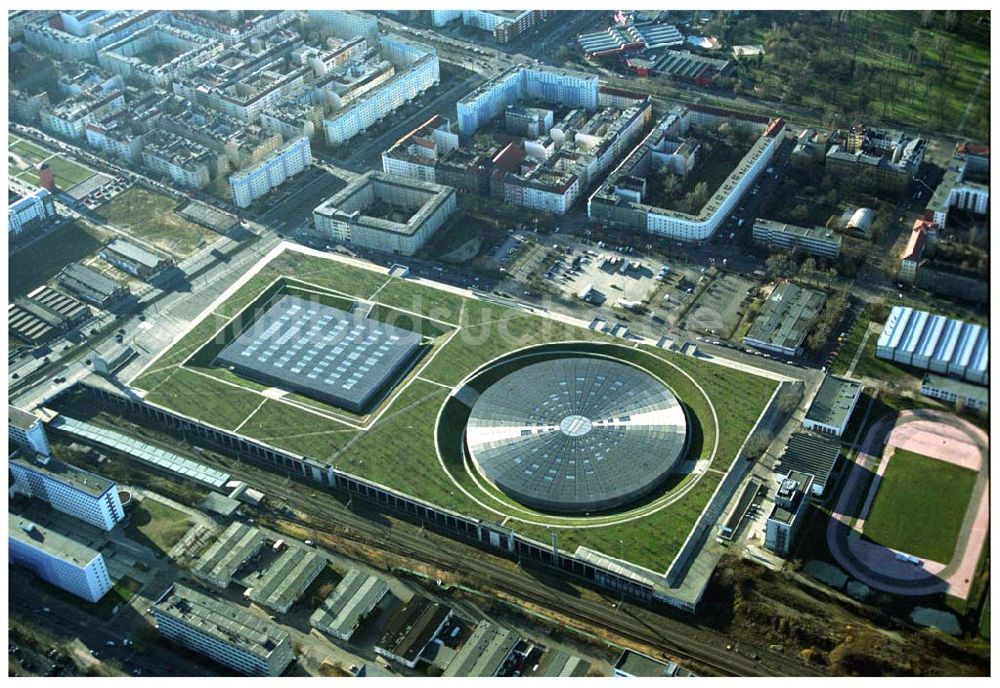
xmin=130 ymin=247 xmax=779 ymax=570
xmin=94 ymin=187 xmax=213 ymax=258
xmin=127 ymin=498 xmax=193 ymax=553
xmin=863 ymin=448 xmax=977 ymax=563
xmin=143 ymin=366 xmax=266 ymax=431
xmin=11 ymin=138 xmax=52 ymax=162
xmin=830 ymin=308 xmax=922 ymax=385
xmin=238 ymin=399 xmax=359 ymax=461
xmin=44 ymin=155 xmax=95 ymax=188
xmin=9 ymin=137 xmax=95 ymax=188
xmin=8 ymin=219 xmax=112 ymax=297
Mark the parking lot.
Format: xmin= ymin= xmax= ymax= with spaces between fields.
xmin=683 ymin=272 xmax=754 ymax=338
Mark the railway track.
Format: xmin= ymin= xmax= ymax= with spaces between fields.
xmin=242 ymin=469 xmax=817 ymax=677
xmin=77 ymin=416 xmax=819 ymax=677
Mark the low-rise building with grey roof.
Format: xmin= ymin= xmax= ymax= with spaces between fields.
xmin=443 ymin=621 xmax=520 ymax=677
xmin=57 ymin=262 xmax=129 ymax=308
xmin=613 ymin=649 xmax=695 ymax=677
xmin=530 ymin=649 xmax=592 ymax=677
xmin=920 ymin=373 xmax=988 ymax=413
xmin=245 ymin=544 xmax=326 ymax=613
xmin=742 ymin=282 xmax=826 ymax=357
xmin=192 ymin=521 xmax=266 ymax=588
xmin=773 ymin=431 xmax=842 ymax=496
xmin=310 ymin=569 xmax=389 ymax=641
xmin=803 ymin=374 xmax=863 ymax=437
xmin=152 ymin=583 xmax=295 ymax=676
xmin=752 ymin=218 xmax=842 ymax=259
xmin=375 ymin=595 xmax=452 ymax=669
xmin=99 ymin=237 xmax=172 ymax=279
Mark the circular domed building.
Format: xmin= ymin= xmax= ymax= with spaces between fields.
xmin=465 ymin=355 xmax=688 ymax=514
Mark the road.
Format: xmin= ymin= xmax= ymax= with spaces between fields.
xmin=8 ymin=568 xmax=213 ymax=677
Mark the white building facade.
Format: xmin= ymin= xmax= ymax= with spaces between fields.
xmin=9 ymin=518 xmax=113 ymax=603
xmin=153 ymin=584 xmax=295 ymax=676
xmin=9 ymin=456 xmax=125 ymax=531
xmin=8 ymin=189 xmax=57 ymax=238
xmin=229 ymin=136 xmax=311 ymax=208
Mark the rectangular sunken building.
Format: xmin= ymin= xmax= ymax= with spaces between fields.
xmin=217 ymin=294 xmax=423 ymax=412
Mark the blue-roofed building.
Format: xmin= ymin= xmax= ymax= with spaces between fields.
xmin=930 ymin=318 xmax=962 ymax=374
xmin=577 ymin=22 xmax=683 ymax=58
xmin=876 ymin=306 xmax=987 ymax=385
xmin=912 ymin=314 xmax=946 ymax=369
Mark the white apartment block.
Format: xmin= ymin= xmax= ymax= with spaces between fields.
xmin=324 ymin=45 xmax=439 ymax=144
xmin=8 ymin=189 xmax=57 ymax=239
xmin=9 ymin=518 xmax=113 ymax=603
xmin=380 ymin=115 xmax=459 ymax=183
xmin=314 ymin=171 xmax=457 ymax=256
xmin=8 ymin=405 xmax=52 ymax=456
xmin=457 ymin=66 xmax=600 ymax=137
xmin=142 ymin=132 xmax=213 ymax=189
xmin=23 ymin=10 xmax=166 ymax=61
xmin=431 ymin=10 xmax=463 ymax=26
xmin=9 ymin=454 xmax=125 ymax=531
xmin=153 ymin=584 xmax=295 ymax=677
xmin=40 ymin=90 xmax=126 ymax=140
xmin=229 ymin=136 xmax=311 ymax=208
xmin=97 ymin=24 xmax=223 ymax=87
xmin=590 ymin=115 xmax=785 ymax=241
xmin=307 ymin=10 xmax=379 ymax=47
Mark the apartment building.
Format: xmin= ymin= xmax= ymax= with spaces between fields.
xmin=9 ymin=517 xmax=113 ymax=603
xmin=9 ymin=453 xmax=125 ymax=531
xmin=314 ymin=171 xmax=456 ymax=256
xmin=8 ymin=189 xmax=57 ymax=238
xmin=8 ymin=405 xmax=52 ymax=457
xmin=141 ymin=130 xmax=212 ymax=189
xmin=229 ymin=136 xmax=311 ymax=208
xmin=752 ymin=218 xmax=842 ymax=259
xmin=153 ymin=584 xmax=295 ymax=676
xmin=589 ymin=111 xmax=785 ymax=241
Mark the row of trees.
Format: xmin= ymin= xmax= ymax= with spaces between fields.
xmin=806 ymin=289 xmax=850 ymax=352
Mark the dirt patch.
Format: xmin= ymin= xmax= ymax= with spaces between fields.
xmin=699 ymin=557 xmax=988 ymax=676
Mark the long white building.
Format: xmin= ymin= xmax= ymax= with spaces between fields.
xmin=8 ymin=405 xmax=52 ymax=457
xmin=229 ymin=136 xmax=311 ymax=208
xmin=153 ymin=583 xmax=295 ymax=677
xmin=589 ymin=110 xmax=785 ymax=241
xmin=9 ymin=189 xmax=57 ymax=239
xmin=9 ymin=517 xmax=113 ymax=603
xmin=9 ymin=453 xmax=125 ymax=531
xmin=324 ymin=35 xmax=439 ymax=144
xmin=457 ymin=65 xmax=600 ymax=137
xmin=876 ymin=306 xmax=988 ymax=385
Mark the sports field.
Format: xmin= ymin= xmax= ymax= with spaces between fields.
xmin=9 ymin=135 xmax=95 ymax=188
xmin=863 ymin=449 xmax=977 ymax=563
xmin=131 ymin=247 xmax=777 ymax=571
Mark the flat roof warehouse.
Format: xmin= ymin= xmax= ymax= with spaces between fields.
xmin=217 ymin=295 xmax=424 ymax=413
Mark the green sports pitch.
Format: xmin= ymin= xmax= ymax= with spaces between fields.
xmin=131 ymin=247 xmax=778 ymax=571
xmin=863 ymin=448 xmax=977 ymax=564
